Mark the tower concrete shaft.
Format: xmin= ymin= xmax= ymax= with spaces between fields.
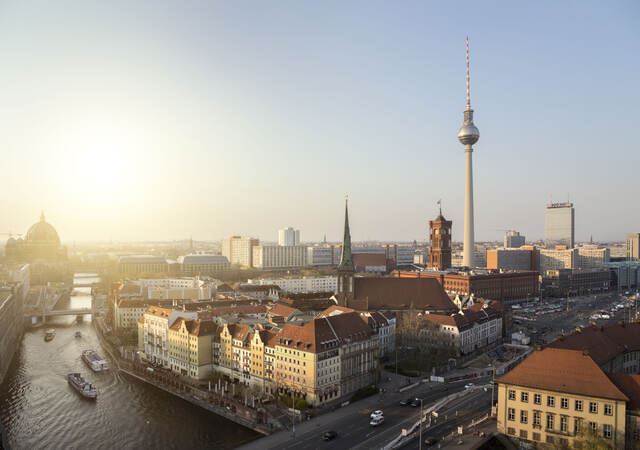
xmin=463 ymin=145 xmax=475 ymax=267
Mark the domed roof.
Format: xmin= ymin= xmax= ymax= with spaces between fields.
xmin=25 ymin=211 xmax=60 ymax=245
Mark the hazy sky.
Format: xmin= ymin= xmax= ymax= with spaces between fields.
xmin=1 ymin=1 xmax=638 ymax=243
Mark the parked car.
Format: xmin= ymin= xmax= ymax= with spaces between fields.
xmin=370 ymin=416 xmax=385 ymax=427
xmin=370 ymin=410 xmax=384 ymax=419
xmin=322 ymin=431 xmax=338 ymax=441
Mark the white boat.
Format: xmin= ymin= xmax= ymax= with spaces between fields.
xmin=82 ymin=349 xmax=109 ymax=372
xmin=67 ymin=372 xmax=97 ymax=399
xmin=44 ymin=329 xmax=56 ymax=342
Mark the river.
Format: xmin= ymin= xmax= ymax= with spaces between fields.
xmin=0 ymin=274 xmax=259 ymax=450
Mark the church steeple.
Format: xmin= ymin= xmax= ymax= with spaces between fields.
xmin=338 ymin=197 xmax=354 ymax=272
xmin=40 ymin=209 xmax=45 ymax=222
xmin=337 ymin=197 xmax=354 ymax=306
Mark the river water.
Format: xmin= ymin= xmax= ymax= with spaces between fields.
xmin=0 ymin=274 xmax=259 ymax=450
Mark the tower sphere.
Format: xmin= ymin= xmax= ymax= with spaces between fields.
xmin=458 ymin=121 xmax=480 ymax=146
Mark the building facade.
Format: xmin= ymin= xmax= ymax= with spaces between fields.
xmin=542 ymin=268 xmax=611 ymax=297
xmin=306 ymin=245 xmax=341 ymax=267
xmin=168 ymin=318 xmax=219 ymax=380
xmin=178 ymin=254 xmax=230 ymax=275
xmin=504 ymin=231 xmax=526 ymax=249
xmin=278 ymin=227 xmax=300 ymax=246
xmin=497 ymin=348 xmax=628 ymax=449
xmin=246 ymin=276 xmax=338 ymax=294
xmin=544 ymin=202 xmax=575 ymax=248
xmin=118 ymin=256 xmax=169 ymax=274
xmin=539 ymin=247 xmax=577 ymax=272
xmin=222 ymin=236 xmax=259 ymax=267
xmin=486 ymin=248 xmax=537 ymax=271
xmin=627 ymin=233 xmax=640 ymax=261
xmin=252 ymin=245 xmax=306 ymax=269
xmin=576 ymin=245 xmax=610 ymax=268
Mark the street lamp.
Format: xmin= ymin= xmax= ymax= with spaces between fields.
xmin=417 ymin=397 xmax=424 ymax=450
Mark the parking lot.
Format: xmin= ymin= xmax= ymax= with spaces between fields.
xmin=511 ymin=291 xmax=638 ymax=343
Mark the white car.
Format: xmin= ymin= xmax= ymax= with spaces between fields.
xmin=370 ymin=416 xmax=385 ymax=427
xmin=464 ymin=383 xmax=475 ymax=389
xmin=370 ymin=410 xmax=383 ymax=419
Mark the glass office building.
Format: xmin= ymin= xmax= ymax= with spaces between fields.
xmin=545 ymin=202 xmax=574 ymax=248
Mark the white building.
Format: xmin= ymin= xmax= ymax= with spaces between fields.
xmin=576 ymin=245 xmax=610 ymax=268
xmin=252 ymin=245 xmax=306 ymax=269
xmin=141 ymin=305 xmax=197 ymax=367
xmin=278 ymin=227 xmax=300 ymax=246
xmin=307 ymin=245 xmax=341 ymax=266
xmin=138 ymin=277 xmax=213 ymax=301
xmin=246 ymin=276 xmax=338 ymax=294
xmin=539 ymin=247 xmax=577 ymax=272
xmin=222 ymin=236 xmax=259 ymax=267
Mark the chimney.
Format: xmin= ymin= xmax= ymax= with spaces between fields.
xmin=582 ymin=349 xmax=589 ymax=356
xmin=535 ymin=344 xmax=542 ymax=351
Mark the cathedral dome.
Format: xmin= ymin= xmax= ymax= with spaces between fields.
xmin=25 ymin=211 xmax=61 ymax=245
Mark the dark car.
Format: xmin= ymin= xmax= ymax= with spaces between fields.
xmin=424 ymin=437 xmax=439 ymax=446
xmin=410 ymin=398 xmax=420 ymax=407
xmin=399 ymin=398 xmax=413 ymax=406
xmin=323 ymin=431 xmax=338 ymax=441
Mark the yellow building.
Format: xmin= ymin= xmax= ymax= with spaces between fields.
xmin=168 ymin=318 xmax=219 ymax=380
xmin=497 ymin=347 xmax=628 ymax=448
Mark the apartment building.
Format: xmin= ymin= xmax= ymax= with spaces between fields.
xmin=251 ymin=244 xmax=306 ymax=269
xmin=168 ymin=319 xmax=220 ymax=380
xmin=215 ymin=311 xmax=379 ymax=406
xmin=576 ymin=245 xmax=610 ymax=268
xmin=141 ymin=306 xmax=197 ymax=367
xmin=413 ymin=303 xmax=502 ymax=356
xmin=222 ymin=236 xmax=259 ymax=267
xmin=246 ymin=276 xmax=338 ymax=294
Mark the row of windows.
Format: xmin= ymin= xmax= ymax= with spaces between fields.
xmin=508 ymin=390 xmax=612 ymax=415
xmin=507 ymin=422 xmax=613 ymax=441
xmin=507 ymin=408 xmax=612 ymax=438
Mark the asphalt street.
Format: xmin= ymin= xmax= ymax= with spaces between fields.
xmin=275 ymin=379 xmax=492 ymax=450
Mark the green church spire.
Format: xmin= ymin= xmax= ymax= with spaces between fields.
xmin=338 ymin=197 xmax=354 ymax=272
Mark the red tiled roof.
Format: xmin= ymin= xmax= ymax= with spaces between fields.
xmin=352 ymin=277 xmax=456 ymax=311
xmin=268 ymin=303 xmax=299 ymax=320
xmin=546 ymin=322 xmax=640 ymax=366
xmin=608 ymin=373 xmax=640 ymax=411
xmin=497 ymin=348 xmax=629 ymax=401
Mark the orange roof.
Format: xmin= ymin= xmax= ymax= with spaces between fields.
xmin=352 ymin=277 xmax=455 ymax=311
xmin=145 ymin=306 xmax=174 ymax=319
xmin=497 ymin=348 xmax=629 ymax=401
xmin=268 ymin=303 xmax=299 ymax=320
xmin=608 ymin=373 xmax=640 ymax=410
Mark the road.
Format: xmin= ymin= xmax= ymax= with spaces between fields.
xmin=273 ymin=379 xmax=492 ymax=450
xmin=402 ymin=389 xmax=492 ymax=450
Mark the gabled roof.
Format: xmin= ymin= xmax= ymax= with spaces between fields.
xmin=546 ymin=322 xmax=640 ymax=366
xmin=497 ymin=348 xmax=629 ymax=402
xmin=353 ymin=277 xmax=455 ymax=311
xmin=268 ymin=302 xmax=300 ymax=320
xmin=608 ymin=373 xmax=640 ymax=411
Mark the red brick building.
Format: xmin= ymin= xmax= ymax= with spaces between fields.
xmin=393 ymin=269 xmax=539 ymax=304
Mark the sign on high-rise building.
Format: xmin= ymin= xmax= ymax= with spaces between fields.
xmin=544 ymin=202 xmax=574 ymax=248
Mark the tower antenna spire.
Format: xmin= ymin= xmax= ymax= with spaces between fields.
xmin=466 ymin=36 xmax=470 ymax=110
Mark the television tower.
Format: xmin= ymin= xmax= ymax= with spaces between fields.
xmin=457 ymin=37 xmax=480 ymax=267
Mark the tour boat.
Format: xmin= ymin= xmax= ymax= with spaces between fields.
xmin=82 ymin=349 xmax=109 ymax=372
xmin=44 ymin=329 xmax=56 ymax=342
xmin=67 ymin=372 xmax=97 ymax=399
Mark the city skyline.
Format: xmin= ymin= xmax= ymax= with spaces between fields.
xmin=1 ymin=2 xmax=638 ymax=242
